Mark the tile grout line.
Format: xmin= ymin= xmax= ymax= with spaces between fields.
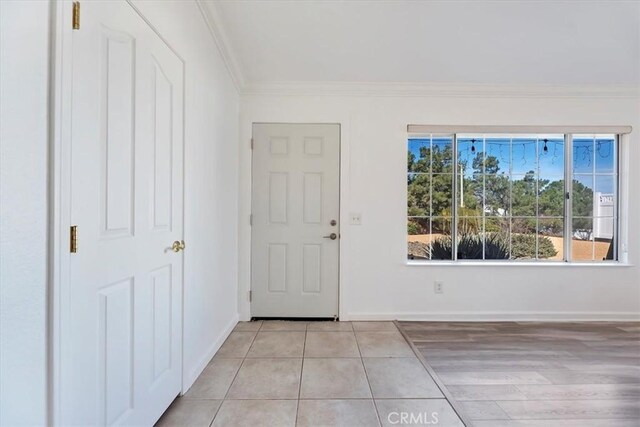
xmin=394 ymin=320 xmax=474 ymax=427
xmin=353 ymin=326 xmax=384 ymax=427
xmin=493 ymin=400 xmax=515 ymax=421
xmin=294 ymin=323 xmax=308 ymax=426
xmin=173 ymin=321 xmax=259 ymax=426
xmin=212 ymin=322 xmax=261 ymax=425
xmin=206 ymin=323 xmax=259 ymax=427
xmin=207 ymin=399 xmax=223 ymax=427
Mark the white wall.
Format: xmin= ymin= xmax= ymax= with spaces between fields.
xmin=239 ymin=89 xmax=640 ymax=321
xmin=0 ymin=1 xmax=239 ymax=424
xmin=0 ymin=1 xmax=51 ymax=425
xmin=128 ymin=0 xmax=240 ymax=390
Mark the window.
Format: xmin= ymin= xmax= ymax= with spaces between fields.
xmin=407 ymin=131 xmax=619 ymax=262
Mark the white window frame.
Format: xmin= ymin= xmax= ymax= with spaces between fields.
xmin=406 ymin=125 xmax=632 ymax=265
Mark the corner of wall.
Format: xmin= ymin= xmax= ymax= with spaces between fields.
xmin=183 ymin=313 xmax=238 ymax=393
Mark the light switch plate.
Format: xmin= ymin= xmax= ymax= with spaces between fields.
xmin=349 ymin=212 xmax=362 ymax=225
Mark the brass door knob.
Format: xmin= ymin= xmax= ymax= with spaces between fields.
xmin=171 ymin=240 xmax=186 ymax=252
xmin=323 ymin=233 xmax=338 ymax=240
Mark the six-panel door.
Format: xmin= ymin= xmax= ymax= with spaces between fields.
xmin=251 ymin=124 xmax=340 ymax=318
xmin=64 ymin=2 xmax=184 ymax=425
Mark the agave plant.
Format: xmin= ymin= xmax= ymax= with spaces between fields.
xmin=428 ymin=233 xmax=509 ymax=260
xmin=456 ymin=234 xmax=487 ymax=259
xmin=429 ymin=237 xmax=453 ymax=260
xmin=483 ymin=234 xmax=510 ymax=259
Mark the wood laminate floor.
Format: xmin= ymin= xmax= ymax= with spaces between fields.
xmin=397 ymin=321 xmax=640 ymax=426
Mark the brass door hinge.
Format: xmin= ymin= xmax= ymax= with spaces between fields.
xmin=70 ymin=225 xmax=78 ymax=253
xmin=72 ymin=2 xmax=80 ymax=30
xmin=250 ymin=138 xmax=254 ymax=150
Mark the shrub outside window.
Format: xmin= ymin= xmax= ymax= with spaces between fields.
xmin=407 ymin=132 xmax=619 ymax=262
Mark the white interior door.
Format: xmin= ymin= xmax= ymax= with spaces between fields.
xmin=62 ymin=1 xmax=184 ymax=425
xmin=251 ymin=124 xmax=340 ymax=318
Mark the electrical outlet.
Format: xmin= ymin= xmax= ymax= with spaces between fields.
xmin=349 ymin=212 xmax=362 ymax=225
xmin=434 ymin=281 xmax=444 ymax=294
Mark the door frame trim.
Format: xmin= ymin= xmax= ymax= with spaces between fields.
xmin=48 ymin=2 xmax=187 ymax=424
xmin=249 ymin=122 xmax=342 ymax=319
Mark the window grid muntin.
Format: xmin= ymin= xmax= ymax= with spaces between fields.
xmin=570 ymin=134 xmax=618 ymax=262
xmin=407 ymin=132 xmax=619 ymax=262
xmin=407 ymin=134 xmax=455 ymax=260
xmin=451 ymin=134 xmax=458 ymax=261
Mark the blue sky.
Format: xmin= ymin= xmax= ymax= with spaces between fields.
xmin=409 ymin=136 xmax=616 ymax=193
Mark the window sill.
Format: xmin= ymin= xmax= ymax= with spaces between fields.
xmin=406 ymin=260 xmax=634 ymax=267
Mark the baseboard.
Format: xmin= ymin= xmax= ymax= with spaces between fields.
xmin=182 ymin=313 xmax=239 ymax=394
xmin=345 ymin=312 xmax=640 ymax=322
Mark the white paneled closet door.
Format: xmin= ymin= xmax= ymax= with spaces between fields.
xmin=63 ymin=1 xmax=184 ymax=425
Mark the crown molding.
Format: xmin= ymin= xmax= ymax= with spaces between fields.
xmin=196 ymin=0 xmax=245 ymax=92
xmin=193 ymin=1 xmax=639 ymax=100
xmin=241 ymin=81 xmax=640 ymax=99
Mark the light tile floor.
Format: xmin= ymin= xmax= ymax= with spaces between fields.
xmin=156 ymin=321 xmax=464 ymax=427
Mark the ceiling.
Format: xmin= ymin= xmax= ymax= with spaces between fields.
xmin=206 ymin=0 xmax=640 ymax=87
